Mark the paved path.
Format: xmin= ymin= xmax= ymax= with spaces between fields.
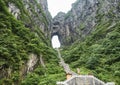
xmin=57 ymin=75 xmax=115 ymax=85
xmin=56 ymin=49 xmax=114 ymax=85
xmin=56 ymin=48 xmax=77 ymax=75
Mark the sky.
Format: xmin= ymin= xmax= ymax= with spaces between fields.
xmin=47 ymin=0 xmax=76 ymax=17
xmin=48 ymin=0 xmax=76 ymax=48
xmin=51 ymin=35 xmax=60 ymax=48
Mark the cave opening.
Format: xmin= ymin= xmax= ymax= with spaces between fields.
xmin=51 ymin=35 xmax=61 ymax=48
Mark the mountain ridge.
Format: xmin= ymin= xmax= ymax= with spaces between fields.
xmin=0 ymin=0 xmax=120 ymax=84
xmin=51 ymin=0 xmax=120 ymax=46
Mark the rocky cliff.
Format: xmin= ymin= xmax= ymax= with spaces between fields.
xmin=0 ymin=0 xmax=65 ymax=84
xmin=0 ymin=0 xmax=120 ymax=84
xmin=8 ymin=0 xmax=51 ymax=36
xmin=60 ymin=0 xmax=120 ymax=84
xmin=51 ymin=0 xmax=120 ymax=45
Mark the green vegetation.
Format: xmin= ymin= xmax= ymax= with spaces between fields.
xmin=61 ymin=1 xmax=120 ymax=84
xmin=0 ymin=0 xmax=65 ymax=85
xmin=62 ymin=19 xmax=120 ymax=84
xmin=1 ymin=0 xmax=120 ymax=85
xmin=22 ymin=64 xmax=65 ymax=85
xmin=4 ymin=0 xmax=49 ymax=31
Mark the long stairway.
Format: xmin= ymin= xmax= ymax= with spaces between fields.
xmin=56 ymin=48 xmax=77 ymax=75
xmin=56 ymin=48 xmax=115 ymax=85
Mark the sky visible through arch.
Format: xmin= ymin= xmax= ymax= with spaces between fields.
xmin=47 ymin=0 xmax=76 ymax=17
xmin=48 ymin=0 xmax=76 ymax=48
xmin=51 ymin=35 xmax=60 ymax=48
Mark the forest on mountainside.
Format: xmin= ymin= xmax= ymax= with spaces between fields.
xmin=0 ymin=0 xmax=65 ymax=85
xmin=62 ymin=16 xmax=120 ymax=85
xmin=0 ymin=0 xmax=120 ymax=85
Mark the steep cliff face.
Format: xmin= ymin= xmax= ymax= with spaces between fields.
xmin=51 ymin=12 xmax=66 ymax=44
xmin=52 ymin=0 xmax=120 ymax=45
xmin=1 ymin=0 xmax=120 ymax=84
xmin=0 ymin=0 xmax=65 ymax=85
xmin=8 ymin=0 xmax=51 ymax=36
xmin=37 ymin=0 xmax=52 ymax=20
xmin=37 ymin=0 xmax=52 ymax=32
xmin=60 ymin=0 xmax=120 ymax=84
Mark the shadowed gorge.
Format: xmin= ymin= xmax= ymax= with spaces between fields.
xmin=0 ymin=0 xmax=120 ymax=85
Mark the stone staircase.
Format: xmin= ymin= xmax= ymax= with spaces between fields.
xmin=56 ymin=48 xmax=77 ymax=75
xmin=57 ymin=75 xmax=115 ymax=85
xmin=56 ymin=48 xmax=115 ymax=85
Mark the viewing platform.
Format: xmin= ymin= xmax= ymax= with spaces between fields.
xmin=57 ymin=75 xmax=115 ymax=85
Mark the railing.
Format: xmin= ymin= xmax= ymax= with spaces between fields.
xmin=57 ymin=75 xmax=115 ymax=85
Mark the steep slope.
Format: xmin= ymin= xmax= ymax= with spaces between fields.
xmin=51 ymin=0 xmax=120 ymax=45
xmin=1 ymin=0 xmax=120 ymax=84
xmin=50 ymin=0 xmax=120 ymax=84
xmin=0 ymin=0 xmax=65 ymax=85
xmin=62 ymin=21 xmax=120 ymax=85
xmin=61 ymin=7 xmax=120 ymax=85
xmin=7 ymin=0 xmax=52 ymax=37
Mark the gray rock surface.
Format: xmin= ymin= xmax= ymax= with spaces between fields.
xmin=8 ymin=0 xmax=52 ymax=37
xmin=51 ymin=0 xmax=120 ymax=45
xmin=8 ymin=3 xmax=20 ymax=19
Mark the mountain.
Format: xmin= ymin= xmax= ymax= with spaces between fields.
xmin=0 ymin=0 xmax=120 ymax=85
xmin=0 ymin=0 xmax=65 ymax=85
xmin=51 ymin=0 xmax=120 ymax=46
xmin=53 ymin=0 xmax=120 ymax=84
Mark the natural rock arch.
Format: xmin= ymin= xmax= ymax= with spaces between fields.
xmin=51 ymin=32 xmax=61 ymax=48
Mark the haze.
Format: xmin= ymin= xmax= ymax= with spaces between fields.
xmin=47 ymin=0 xmax=76 ymax=17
